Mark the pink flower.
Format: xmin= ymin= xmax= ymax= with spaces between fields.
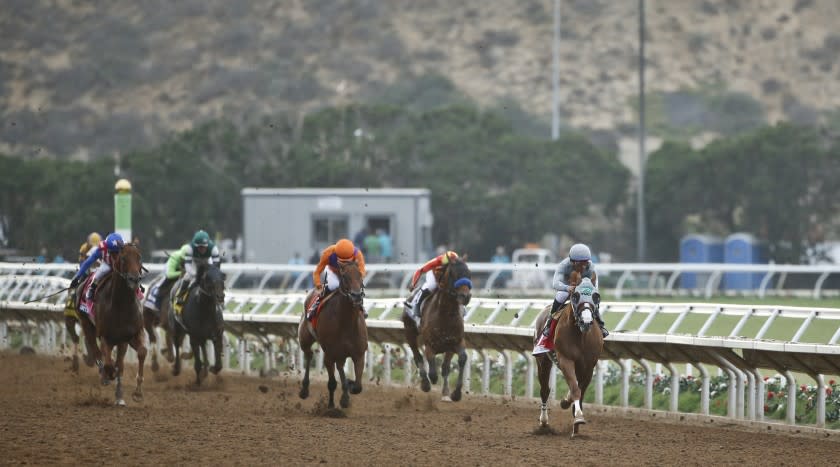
xmin=764 ymin=404 xmax=769 ymax=413
xmin=767 ymin=391 xmax=774 ymax=399
xmin=800 ymin=384 xmax=807 ymax=392
xmin=763 ymin=376 xmax=770 ymax=382
xmin=830 ymin=379 xmax=836 ymax=386
xmin=828 ymin=388 xmax=834 ymax=396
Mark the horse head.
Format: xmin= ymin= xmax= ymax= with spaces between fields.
xmin=570 ymin=277 xmax=600 ymax=333
xmin=337 ymin=260 xmax=365 ymax=307
xmin=197 ymin=264 xmax=226 ymax=305
xmin=114 ymin=243 xmax=143 ymax=291
xmin=443 ymin=258 xmax=473 ymax=307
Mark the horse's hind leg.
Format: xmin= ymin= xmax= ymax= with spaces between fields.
xmin=114 ymin=343 xmax=128 ymax=406
xmin=336 ymin=359 xmax=350 ymax=409
xmin=143 ymin=310 xmax=159 ymax=372
xmin=65 ymin=316 xmax=80 ymax=373
xmin=451 ymin=346 xmax=468 ymax=402
xmin=424 ymin=346 xmax=438 ymax=385
xmin=298 ymin=334 xmax=314 ymax=399
xmin=171 ymin=324 xmax=184 ymax=377
xmin=129 ymin=331 xmax=147 ymax=402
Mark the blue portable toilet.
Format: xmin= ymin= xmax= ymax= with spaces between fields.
xmin=723 ymin=233 xmax=767 ymax=290
xmin=680 ymin=234 xmax=724 ymax=289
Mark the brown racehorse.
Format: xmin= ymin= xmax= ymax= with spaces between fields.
xmin=298 ymin=260 xmax=367 ymax=409
xmin=142 ymin=275 xmax=177 ymax=372
xmin=402 ymin=258 xmax=472 ymax=401
xmin=77 ymin=243 xmax=147 ymax=406
xmin=534 ymin=275 xmax=603 ymax=437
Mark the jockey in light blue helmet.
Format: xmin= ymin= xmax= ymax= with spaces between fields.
xmin=533 ymin=243 xmax=608 ymax=356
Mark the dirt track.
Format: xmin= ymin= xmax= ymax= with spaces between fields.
xmin=1 ymin=352 xmax=838 ymax=466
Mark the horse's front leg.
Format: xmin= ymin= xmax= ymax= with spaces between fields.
xmin=424 ymin=346 xmax=438 ymax=385
xmin=144 ymin=311 xmax=159 ymax=372
xmin=210 ymin=332 xmax=223 ymax=375
xmin=556 ymin=356 xmax=585 ymax=437
xmin=190 ymin=335 xmax=204 ymax=386
xmin=451 ymin=346 xmax=468 ymax=402
xmin=349 ymin=353 xmax=364 ymax=395
xmin=325 ymin=357 xmax=338 ymax=409
xmin=440 ymin=352 xmax=453 ymax=401
xmin=298 ymin=332 xmax=314 ymax=399
xmin=408 ymin=337 xmax=430 ymax=392
xmin=99 ymin=338 xmax=115 ymax=385
xmin=336 ymin=359 xmax=350 ymax=409
xmin=129 ymin=331 xmax=147 ymax=402
xmin=171 ymin=322 xmax=184 ymax=376
xmin=114 ymin=343 xmax=128 ymax=406
xmin=535 ymin=354 xmax=552 ymax=427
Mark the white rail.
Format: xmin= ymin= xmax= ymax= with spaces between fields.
xmin=2 ymin=261 xmax=840 ymax=299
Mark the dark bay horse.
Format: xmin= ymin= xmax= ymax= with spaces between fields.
xmin=142 ymin=275 xmax=177 ymax=372
xmin=402 ymin=258 xmax=472 ymax=402
xmin=534 ymin=276 xmax=603 ymax=437
xmin=298 ymin=260 xmax=367 ymax=409
xmin=169 ymin=264 xmax=226 ymax=385
xmin=77 ymin=243 xmax=148 ymax=406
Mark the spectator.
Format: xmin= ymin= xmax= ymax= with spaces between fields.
xmin=490 ymin=245 xmax=512 ymax=287
xmin=364 ymin=230 xmax=381 ymax=262
xmin=354 ymin=228 xmax=368 ymax=255
xmin=377 ymin=229 xmax=393 ymax=263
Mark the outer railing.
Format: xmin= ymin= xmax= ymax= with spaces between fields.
xmin=2 ymin=261 xmax=840 ymax=298
xmin=2 ymin=279 xmax=839 ymax=429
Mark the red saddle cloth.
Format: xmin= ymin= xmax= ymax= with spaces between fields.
xmin=77 ymin=275 xmax=96 ymax=321
xmin=305 ymin=291 xmax=337 ymax=330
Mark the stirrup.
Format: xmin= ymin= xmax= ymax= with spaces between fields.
xmin=547 ymin=351 xmax=560 ymax=369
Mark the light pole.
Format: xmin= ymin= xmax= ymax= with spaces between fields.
xmin=637 ymin=0 xmax=647 ymax=262
xmin=551 ymin=0 xmax=561 ymax=140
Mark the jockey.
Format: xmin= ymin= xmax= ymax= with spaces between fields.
xmin=307 ymin=238 xmax=366 ymax=320
xmin=69 ymin=232 xmax=125 ymax=301
xmin=78 ymin=232 xmax=102 ymax=263
xmin=153 ymin=243 xmax=189 ymax=311
xmin=532 ymin=243 xmax=608 ymax=356
xmin=404 ymin=250 xmax=460 ymax=323
xmin=174 ymin=230 xmax=220 ymax=307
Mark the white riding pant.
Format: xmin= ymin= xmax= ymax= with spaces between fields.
xmin=324 ymin=268 xmax=340 ymax=291
xmin=420 ymin=270 xmax=438 ymax=292
xmin=553 ymin=290 xmax=570 ymax=304
xmin=92 ymin=263 xmax=111 ymax=283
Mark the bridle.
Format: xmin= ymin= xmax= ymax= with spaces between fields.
xmin=337 ymin=261 xmax=365 ymax=307
xmin=441 ymin=261 xmax=473 ymax=306
xmin=113 ymin=244 xmax=143 ymax=290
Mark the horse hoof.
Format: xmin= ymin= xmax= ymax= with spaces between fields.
xmin=151 ymin=360 xmax=160 ymax=373
xmin=340 ymin=394 xmax=350 ymax=409
xmin=429 ymin=374 xmax=438 ymax=384
xmin=172 ymin=368 xmax=180 ymax=377
xmin=574 ymin=417 xmax=586 ymax=426
xmin=71 ymin=355 xmax=80 ymax=373
xmin=349 ymin=381 xmax=362 ymax=395
xmin=115 ymin=399 xmax=126 ymax=407
xmin=132 ymin=392 xmax=143 ymax=403
xmin=210 ymin=365 xmax=222 ymax=375
xmin=560 ymin=399 xmax=571 ymax=410
xmin=441 ymin=395 xmax=452 ymax=403
xmin=299 ymin=387 xmax=309 ymax=400
xmin=450 ymin=389 xmax=462 ymax=402
xmin=420 ymin=378 xmax=431 ymax=393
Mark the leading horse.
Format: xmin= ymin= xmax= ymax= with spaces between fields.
xmin=534 ymin=276 xmax=603 ymax=437
xmin=402 ymin=258 xmax=472 ymax=401
xmin=169 ymin=264 xmax=226 ymax=386
xmin=298 ymin=260 xmax=367 ymax=409
xmin=77 ymin=243 xmax=147 ymax=406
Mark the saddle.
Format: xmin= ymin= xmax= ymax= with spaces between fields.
xmin=77 ymin=274 xmax=104 ymax=322
xmin=304 ymin=289 xmax=339 ymax=339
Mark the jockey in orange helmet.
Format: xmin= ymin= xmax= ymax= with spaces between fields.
xmin=404 ymin=250 xmax=460 ymax=324
xmin=306 ymin=238 xmax=366 ymax=320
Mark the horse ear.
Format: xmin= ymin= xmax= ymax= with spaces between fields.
xmin=592 ymin=292 xmax=601 ymax=305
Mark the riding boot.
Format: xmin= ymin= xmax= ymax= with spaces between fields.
xmin=175 ymin=280 xmax=190 ymax=306
xmin=85 ymin=282 xmax=98 ymax=301
xmin=307 ymin=286 xmax=328 ymax=321
xmin=409 ymin=289 xmax=432 ymax=325
xmin=593 ymin=307 xmax=609 ymax=338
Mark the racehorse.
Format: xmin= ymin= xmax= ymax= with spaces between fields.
xmin=402 ymin=258 xmax=472 ymax=401
xmin=534 ymin=275 xmax=603 ymax=437
xmin=142 ymin=276 xmax=177 ymax=372
xmin=298 ymin=260 xmax=367 ymax=409
xmin=169 ymin=264 xmax=226 ymax=385
xmin=77 ymin=243 xmax=147 ymax=406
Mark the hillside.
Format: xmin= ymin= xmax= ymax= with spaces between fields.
xmin=2 ymin=0 xmax=840 ymax=158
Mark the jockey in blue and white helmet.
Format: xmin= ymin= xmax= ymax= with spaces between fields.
xmin=70 ymin=232 xmax=125 ymax=301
